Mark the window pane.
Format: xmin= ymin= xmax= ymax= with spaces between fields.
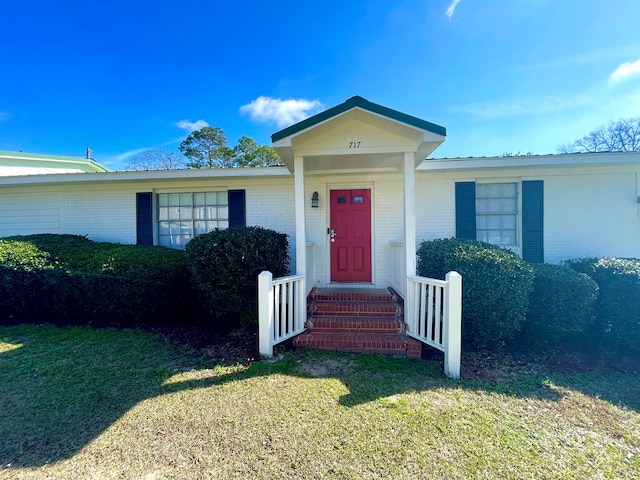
xmin=502 ymin=215 xmax=516 ymax=229
xmin=488 ymin=199 xmax=501 ymax=213
xmin=475 ymin=184 xmax=486 ymax=197
xmin=486 ymin=215 xmax=501 ymax=229
xmin=217 ymin=192 xmax=228 ymax=205
xmin=476 ymin=231 xmax=488 ymax=243
xmin=503 ymin=230 xmax=517 ymax=246
xmin=207 ymin=221 xmax=218 ymax=231
xmin=476 ymin=216 xmax=486 ymax=229
xmin=488 ymin=230 xmax=502 ymax=244
xmin=503 ymin=183 xmax=517 ymax=196
xmin=476 ymin=199 xmax=488 ymax=213
xmin=158 ymin=194 xmax=168 ymax=207
xmin=487 ymin=184 xmax=502 ymax=197
xmin=502 ymin=198 xmax=517 ymax=212
xmin=204 ymin=206 xmax=216 ymax=219
xmin=179 ymin=207 xmax=192 ymax=220
xmin=180 ymin=193 xmax=192 ymax=206
xmin=158 ymin=222 xmax=170 ymax=235
xmin=204 ymin=192 xmax=217 ymax=205
xmin=193 ymin=206 xmax=206 ymax=219
xmin=218 ymin=220 xmax=229 ymax=229
xmin=168 ymin=194 xmax=179 ymax=207
xmin=217 ymin=206 xmax=228 ymax=220
xmin=194 ymin=221 xmax=207 ymax=234
xmin=158 ymin=208 xmax=168 ymax=221
xmin=158 ymin=236 xmax=172 ymax=247
xmin=194 ymin=193 xmax=205 ymax=206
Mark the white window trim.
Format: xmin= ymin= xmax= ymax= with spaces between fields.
xmin=156 ymin=191 xmax=229 ymax=248
xmin=475 ymin=180 xmax=522 ymax=255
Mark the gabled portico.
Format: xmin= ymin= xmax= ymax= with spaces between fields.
xmin=271 ymin=95 xmax=447 ymax=290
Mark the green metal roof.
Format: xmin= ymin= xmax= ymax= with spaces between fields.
xmin=271 ymin=96 xmax=446 ymax=143
xmin=0 ymin=150 xmax=110 ymax=172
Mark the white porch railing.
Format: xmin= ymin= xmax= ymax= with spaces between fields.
xmin=406 ymin=272 xmax=462 ymax=379
xmin=258 ymin=272 xmax=306 ymax=357
xmin=389 ymin=242 xmax=406 ymax=297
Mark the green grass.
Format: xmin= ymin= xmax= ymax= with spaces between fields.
xmin=1 ymin=324 xmax=639 ymax=479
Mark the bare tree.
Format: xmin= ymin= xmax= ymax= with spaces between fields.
xmin=558 ymin=117 xmax=640 ymax=153
xmin=126 ymin=148 xmax=187 ymax=171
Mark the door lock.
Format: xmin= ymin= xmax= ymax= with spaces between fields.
xmin=328 ymin=228 xmax=336 ymax=243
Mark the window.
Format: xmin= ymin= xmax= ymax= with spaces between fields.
xmin=157 ymin=192 xmax=228 ymax=248
xmin=475 ymin=183 xmax=518 ymax=247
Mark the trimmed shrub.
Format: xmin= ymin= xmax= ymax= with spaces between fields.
xmin=565 ymin=257 xmax=640 ymax=352
xmin=523 ymin=263 xmax=598 ymax=345
xmin=416 ymin=238 xmax=534 ymax=349
xmin=0 ymin=234 xmax=198 ymax=327
xmin=185 ymin=226 xmax=290 ymax=324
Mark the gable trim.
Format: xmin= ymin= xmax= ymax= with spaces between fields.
xmin=271 ymin=96 xmax=446 ymax=143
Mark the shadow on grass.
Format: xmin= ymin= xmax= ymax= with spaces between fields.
xmin=0 ymin=324 xmax=638 ymax=468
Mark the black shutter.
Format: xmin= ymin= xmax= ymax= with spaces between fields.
xmin=455 ymin=182 xmax=476 ymax=239
xmin=522 ymin=180 xmax=544 ymax=263
xmin=228 ymin=189 xmax=246 ymax=228
xmin=136 ymin=192 xmax=153 ymax=245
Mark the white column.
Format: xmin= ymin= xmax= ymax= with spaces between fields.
xmin=294 ymin=155 xmax=306 ymax=276
xmin=404 ymin=152 xmax=417 ymax=277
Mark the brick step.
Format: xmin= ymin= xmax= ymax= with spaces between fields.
xmin=307 ymin=316 xmax=403 ymax=334
xmin=309 ymin=290 xmax=396 ymax=303
xmin=293 ymin=332 xmax=422 ymax=359
xmin=311 ymin=300 xmax=399 ymax=317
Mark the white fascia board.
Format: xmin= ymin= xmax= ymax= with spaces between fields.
xmin=418 ymin=152 xmax=640 ymax=171
xmin=0 ymin=166 xmax=292 ymax=186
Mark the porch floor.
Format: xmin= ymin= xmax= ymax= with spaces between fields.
xmin=292 ymin=287 xmax=422 ymax=359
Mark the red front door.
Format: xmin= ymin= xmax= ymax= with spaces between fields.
xmin=330 ymin=189 xmax=372 ymax=282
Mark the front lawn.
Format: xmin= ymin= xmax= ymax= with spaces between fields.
xmin=0 ymin=324 xmax=638 ymax=479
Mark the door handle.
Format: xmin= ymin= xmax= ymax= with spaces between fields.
xmin=328 ymin=228 xmax=336 ymax=242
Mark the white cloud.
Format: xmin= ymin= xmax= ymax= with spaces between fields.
xmin=175 ymin=119 xmax=209 ymax=133
xmin=445 ymin=0 xmax=461 ymax=20
xmin=239 ymin=96 xmax=323 ymax=128
xmin=610 ymin=58 xmax=640 ymax=83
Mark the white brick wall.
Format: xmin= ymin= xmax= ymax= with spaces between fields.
xmin=416 ymin=173 xmax=456 ymax=242
xmin=60 ymin=190 xmax=137 ymax=243
xmin=0 ymin=192 xmax=61 ymax=235
xmin=544 ymin=172 xmax=640 ymax=263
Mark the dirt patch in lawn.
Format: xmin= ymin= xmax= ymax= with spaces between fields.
xmin=153 ymin=324 xmax=638 ymax=382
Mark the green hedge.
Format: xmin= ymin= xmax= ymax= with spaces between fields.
xmin=523 ymin=263 xmax=598 ymax=345
xmin=416 ymin=238 xmax=534 ymax=349
xmin=565 ymin=257 xmax=640 ymax=352
xmin=0 ymin=234 xmax=198 ymax=327
xmin=185 ymin=226 xmax=290 ymax=324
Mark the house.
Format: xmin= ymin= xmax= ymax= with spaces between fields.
xmin=0 ymin=149 xmax=110 ymax=177
xmin=1 ymin=96 xmax=639 ymax=376
xmin=1 ymin=96 xmax=638 ymax=272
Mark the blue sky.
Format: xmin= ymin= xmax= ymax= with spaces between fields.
xmin=2 ymin=0 xmax=640 ymax=170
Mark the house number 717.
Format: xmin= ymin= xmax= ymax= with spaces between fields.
xmin=349 ymin=141 xmax=361 ymax=149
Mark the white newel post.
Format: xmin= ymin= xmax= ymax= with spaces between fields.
xmin=444 ymin=271 xmax=462 ymax=379
xmin=258 ymin=271 xmax=274 ymax=357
